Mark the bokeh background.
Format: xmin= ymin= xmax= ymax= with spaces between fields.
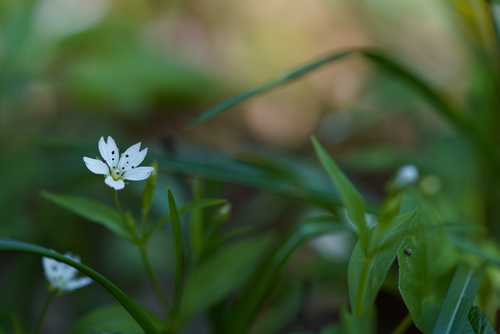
xmin=1 ymin=0 xmax=498 ymax=332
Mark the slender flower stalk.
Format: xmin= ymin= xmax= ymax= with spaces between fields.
xmin=34 ymin=290 xmax=56 ymax=334
xmin=139 ymin=242 xmax=170 ymax=314
xmin=84 ymin=136 xmax=154 ymax=190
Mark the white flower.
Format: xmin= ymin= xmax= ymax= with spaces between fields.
xmin=83 ymin=136 xmax=155 ymax=190
xmin=42 ymin=253 xmax=92 ymax=292
xmin=393 ymin=164 xmax=419 ymax=189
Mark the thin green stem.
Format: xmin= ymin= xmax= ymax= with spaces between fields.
xmin=113 ymin=190 xmax=138 ymax=242
xmin=354 ymin=256 xmax=371 ymax=317
xmin=140 ymin=209 xmax=150 ymax=237
xmin=113 ymin=190 xmax=127 ymax=224
xmin=390 ymin=312 xmax=413 ymax=334
xmin=34 ymin=290 xmax=57 ymax=334
xmin=139 ymin=242 xmax=170 ymax=314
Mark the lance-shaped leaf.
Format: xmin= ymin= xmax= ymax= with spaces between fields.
xmin=0 ymin=239 xmax=159 ymax=334
xmin=311 ymin=136 xmax=368 ymax=239
xmin=431 ymin=263 xmax=485 ymax=334
xmin=348 ymin=209 xmax=417 ymax=316
xmin=42 ymin=192 xmax=133 ymax=241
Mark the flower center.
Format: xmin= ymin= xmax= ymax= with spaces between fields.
xmin=111 ymin=167 xmax=124 ymax=181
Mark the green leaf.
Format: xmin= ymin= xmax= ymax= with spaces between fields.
xmin=464 ymin=306 xmax=496 ymax=334
xmin=72 ymin=304 xmax=162 ymax=334
xmin=41 ymin=192 xmax=133 ymax=241
xmin=226 ymin=220 xmax=344 ymax=332
xmin=0 ymin=239 xmax=159 ymax=334
xmin=185 ymin=50 xmax=353 ymax=128
xmin=186 ymin=48 xmax=468 ymax=136
xmin=168 ymin=188 xmax=185 ymax=318
xmin=431 ymin=263 xmax=485 ymax=334
xmin=311 ymin=136 xmax=367 ymax=238
xmin=397 ymin=189 xmax=457 ymax=333
xmin=180 ymin=236 xmax=273 ymax=322
xmin=348 ymin=209 xmax=417 ymax=316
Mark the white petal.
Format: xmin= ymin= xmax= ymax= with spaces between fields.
xmin=123 ymin=142 xmax=142 ymax=156
xmin=42 ymin=257 xmax=58 ymax=280
xmin=105 ymin=176 xmax=125 ymax=190
xmin=123 ymin=166 xmax=154 ymax=181
xmin=128 ymin=148 xmax=148 ymax=168
xmin=83 ymin=157 xmax=109 ymax=175
xmin=99 ymin=136 xmax=119 ymax=169
xmin=118 ymin=145 xmax=148 ymax=172
xmin=117 ymin=142 xmax=141 ymax=171
xmin=60 ymin=277 xmax=93 ymax=292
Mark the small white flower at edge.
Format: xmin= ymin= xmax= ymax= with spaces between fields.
xmin=83 ymin=136 xmax=155 ymax=190
xmin=42 ymin=253 xmax=92 ymax=292
xmin=393 ymin=164 xmax=419 ymax=189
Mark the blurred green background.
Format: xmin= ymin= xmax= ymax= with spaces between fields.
xmin=1 ymin=0 xmax=499 ymax=332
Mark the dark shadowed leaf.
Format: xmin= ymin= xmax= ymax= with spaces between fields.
xmin=41 ymin=192 xmax=133 ymax=241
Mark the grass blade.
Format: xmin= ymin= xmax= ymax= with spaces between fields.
xmin=431 ymin=263 xmax=485 ymax=334
xmin=311 ymin=136 xmax=368 ymax=239
xmin=0 ymin=239 xmax=159 ymax=334
xmin=185 ymin=50 xmax=355 ymax=128
xmin=167 ymin=188 xmax=185 ymax=319
xmin=186 ymin=48 xmax=468 ymax=136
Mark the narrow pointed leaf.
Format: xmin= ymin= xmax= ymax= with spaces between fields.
xmin=185 ymin=50 xmax=355 ymax=128
xmin=186 ymin=48 xmax=469 ymax=140
xmin=348 ymin=209 xmax=417 ymax=316
xmin=431 ymin=263 xmax=485 ymax=334
xmin=311 ymin=136 xmax=367 ymax=236
xmin=42 ymin=192 xmax=133 ymax=241
xmin=168 ymin=188 xmax=185 ymax=317
xmin=0 ymin=239 xmax=159 ymax=334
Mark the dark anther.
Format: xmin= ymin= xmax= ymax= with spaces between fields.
xmin=125 ymin=154 xmax=129 ymax=158
xmin=122 ymin=167 xmax=125 ymax=170
xmin=112 ymin=151 xmax=115 ymax=154
xmin=131 ymin=166 xmax=135 ymax=169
